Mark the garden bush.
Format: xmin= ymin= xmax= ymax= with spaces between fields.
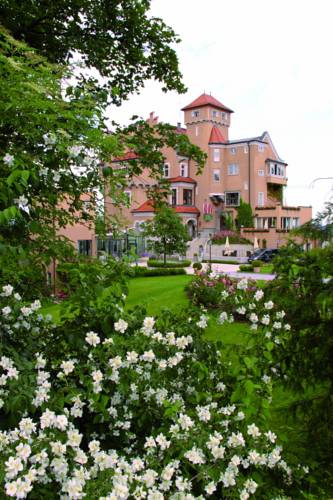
xmin=192 ymin=262 xmax=202 ymax=271
xmin=0 ymin=284 xmax=308 ymax=498
xmin=239 ymin=265 xmax=254 ymax=272
xmin=147 ymin=259 xmax=191 ymax=268
xmin=132 ymin=267 xmax=186 ymax=277
xmin=203 ymin=259 xmax=239 ymax=264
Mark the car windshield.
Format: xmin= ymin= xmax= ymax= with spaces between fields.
xmin=252 ymin=249 xmax=263 ymax=256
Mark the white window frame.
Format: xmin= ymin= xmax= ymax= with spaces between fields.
xmin=258 ymin=144 xmax=265 ymax=152
xmin=163 ymin=163 xmax=170 ymax=178
xmin=195 ymin=126 xmax=199 ymax=137
xmin=225 ymin=191 xmax=240 ymax=207
xmin=211 ymin=109 xmax=219 ymax=118
xmin=258 ymin=169 xmax=264 ymax=176
xmin=228 ymin=164 xmax=239 ymax=175
xmin=192 ymin=110 xmax=200 ymax=117
xmin=230 ymin=147 xmax=236 ymax=155
xmin=213 ymin=148 xmax=220 ymax=162
xmin=244 ymin=146 xmax=248 ymax=154
xmin=180 ymin=163 xmax=188 ymax=177
xmin=258 ymin=192 xmax=264 ymax=207
xmin=213 ymin=169 xmax=220 ymax=182
xmin=170 ymin=188 xmax=177 ymax=206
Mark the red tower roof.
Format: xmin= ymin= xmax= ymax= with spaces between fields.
xmin=209 ymin=126 xmax=227 ymax=144
xmin=132 ymin=200 xmax=155 ymax=213
xmin=181 ymin=93 xmax=234 ymax=113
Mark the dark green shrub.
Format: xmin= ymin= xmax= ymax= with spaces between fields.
xmin=192 ymin=262 xmax=202 ymax=271
xmin=132 ymin=267 xmax=186 ymax=277
xmin=202 ymin=259 xmax=239 ymax=264
xmin=239 ymin=264 xmax=253 ymax=272
xmin=147 ymin=258 xmax=190 ymax=268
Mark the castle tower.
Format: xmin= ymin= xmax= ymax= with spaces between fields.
xmin=181 ymin=92 xmax=233 ymax=144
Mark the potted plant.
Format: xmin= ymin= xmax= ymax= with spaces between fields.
xmin=253 ymin=260 xmax=263 ymax=273
xmin=192 ymin=262 xmax=202 ymax=274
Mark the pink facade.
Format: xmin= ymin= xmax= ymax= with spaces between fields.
xmin=106 ymin=93 xmax=312 ymax=248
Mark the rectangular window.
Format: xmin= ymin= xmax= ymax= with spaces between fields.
xmin=269 ymin=163 xmax=285 ymax=177
xmin=171 ymin=188 xmax=177 ymax=206
xmin=244 ymin=146 xmax=248 ymax=154
xmin=258 ymin=192 xmax=264 ymax=206
xmin=180 ymin=163 xmax=188 ymax=177
xmin=225 ymin=192 xmax=240 ymax=206
xmin=258 ymin=144 xmax=265 ymax=152
xmin=222 ymin=112 xmax=226 ymax=120
xmin=195 ymin=126 xmax=199 ymax=136
xmin=213 ymin=169 xmax=220 ymax=182
xmin=192 ymin=110 xmax=200 ymax=117
xmin=78 ymin=240 xmax=92 ymax=256
xmin=258 ymin=169 xmax=264 ymax=176
xmin=211 ymin=110 xmax=218 ymax=118
xmin=256 ymin=217 xmax=276 ymax=229
xmin=163 ymin=163 xmax=169 ymax=177
xmin=213 ymin=148 xmax=220 ymax=162
xmin=281 ymin=217 xmax=292 ymax=229
xmin=230 ymin=147 xmax=236 ymax=155
xmin=228 ymin=164 xmax=239 ymax=175
xmin=183 ymin=189 xmax=193 ymax=206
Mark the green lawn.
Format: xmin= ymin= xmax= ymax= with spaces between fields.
xmin=125 ymin=274 xmax=192 ymax=315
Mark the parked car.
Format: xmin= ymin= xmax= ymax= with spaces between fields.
xmin=248 ymin=248 xmax=279 ymax=263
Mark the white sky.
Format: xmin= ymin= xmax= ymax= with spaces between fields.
xmin=108 ymin=0 xmax=333 ymax=217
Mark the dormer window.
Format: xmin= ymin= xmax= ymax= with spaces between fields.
xmin=180 ymin=163 xmax=188 ymax=177
xmin=192 ymin=110 xmax=200 ymax=117
xmin=163 ymin=163 xmax=170 ymax=177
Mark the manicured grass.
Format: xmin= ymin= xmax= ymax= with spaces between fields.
xmin=260 ymin=264 xmax=274 ymax=274
xmin=125 ymin=274 xmax=192 ymax=315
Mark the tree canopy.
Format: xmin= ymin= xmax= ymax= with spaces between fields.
xmin=0 ymin=0 xmax=186 ymax=103
xmin=143 ymin=205 xmax=190 ymax=264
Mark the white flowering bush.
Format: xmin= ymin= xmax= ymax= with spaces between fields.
xmin=0 ymin=284 xmax=309 ymax=498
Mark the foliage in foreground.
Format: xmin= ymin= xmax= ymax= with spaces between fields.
xmin=0 ymin=275 xmax=309 ymax=499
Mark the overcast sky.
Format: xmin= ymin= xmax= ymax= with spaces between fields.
xmin=109 ymin=0 xmax=333 ymax=217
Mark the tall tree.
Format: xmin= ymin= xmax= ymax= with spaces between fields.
xmin=143 ymin=205 xmax=190 ymax=264
xmin=236 ymin=198 xmax=254 ymax=228
xmin=0 ymin=0 xmax=186 ymax=103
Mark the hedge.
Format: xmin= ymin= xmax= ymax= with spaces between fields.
xmin=202 ymin=259 xmax=239 ymax=264
xmin=238 ymin=264 xmax=254 ymax=272
xmin=147 ymin=259 xmax=191 ymax=268
xmin=132 ymin=267 xmax=186 ymax=277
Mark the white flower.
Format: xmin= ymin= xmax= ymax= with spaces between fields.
xmin=15 ymin=443 xmax=31 ymax=461
xmin=43 ymin=132 xmax=57 ymax=145
xmin=15 ymin=195 xmax=29 ymax=208
xmin=244 ymin=479 xmax=258 ymax=494
xmin=276 ymin=310 xmax=286 ymax=319
xmin=184 ymin=446 xmax=206 ymax=464
xmin=247 ymin=424 xmax=261 ymax=438
xmin=5 ymin=457 xmax=23 ymax=479
xmin=141 ymin=350 xmax=155 ymax=362
xmin=178 ymin=413 xmax=194 ymax=431
xmin=196 ymin=314 xmax=208 ymax=328
xmin=254 ymin=289 xmax=264 ymax=301
xmin=221 ymin=290 xmax=229 ymax=299
xmin=92 ymin=370 xmax=103 ymax=383
xmin=3 ymin=153 xmax=14 ymax=166
xmin=2 ymin=306 xmax=11 ymax=316
xmin=220 ymin=469 xmax=236 ymax=487
xmin=85 ymin=331 xmax=100 ymax=346
xmin=262 ymin=374 xmax=271 ymax=384
xmin=67 ymin=429 xmax=82 ymax=448
xmin=219 ymin=311 xmax=228 ymax=324
xmin=156 ymin=433 xmax=170 ymax=450
xmin=216 ymin=382 xmax=226 ymax=392
xmin=236 ymin=306 xmax=246 ymax=315
xmin=2 ymin=285 xmax=13 ymax=297
xmin=249 ymin=313 xmax=258 ymax=323
xmin=264 ymin=300 xmax=274 ymax=310
xmin=227 ymin=432 xmax=245 ymax=448
xmin=142 ymin=316 xmax=155 ymax=333
xmin=205 ymin=482 xmax=217 ymax=495
xmin=14 ymin=293 xmax=21 ymax=301
xmin=261 ymin=314 xmax=270 ymax=325
xmin=273 ymin=321 xmax=282 ymax=330
xmin=60 ymin=359 xmax=75 ymax=375
xmin=20 ymin=306 xmax=32 ymax=316
xmin=285 ymin=323 xmax=291 ymax=331
xmin=56 ymin=415 xmax=68 ymax=430
xmin=5 ymin=481 xmax=17 ymax=497
xmin=114 ymin=319 xmax=128 ymax=333
xmin=265 ymin=430 xmax=277 ymax=443
xmin=237 ymin=278 xmax=248 ymax=290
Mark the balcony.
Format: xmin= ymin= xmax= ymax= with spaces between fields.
xmin=266 ymin=175 xmax=287 ymax=186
